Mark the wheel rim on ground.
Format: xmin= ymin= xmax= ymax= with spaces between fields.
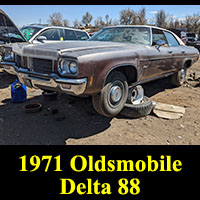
xmin=180 ymin=67 xmax=186 ymax=83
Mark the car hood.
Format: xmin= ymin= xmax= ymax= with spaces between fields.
xmin=0 ymin=9 xmax=26 ymax=44
xmin=12 ymin=40 xmax=139 ymax=59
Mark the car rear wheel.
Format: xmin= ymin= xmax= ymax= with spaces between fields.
xmin=92 ymin=71 xmax=128 ymax=117
xmin=171 ymin=64 xmax=187 ymax=86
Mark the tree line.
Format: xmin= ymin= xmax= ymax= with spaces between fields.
xmin=47 ymin=8 xmax=200 ymax=34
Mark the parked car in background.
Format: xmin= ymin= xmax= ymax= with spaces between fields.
xmin=186 ymin=32 xmax=200 ymax=51
xmin=0 ymin=9 xmax=90 ymax=74
xmin=20 ymin=24 xmax=90 ymax=43
xmin=187 ymin=32 xmax=198 ymax=44
xmin=11 ymin=25 xmax=199 ymax=117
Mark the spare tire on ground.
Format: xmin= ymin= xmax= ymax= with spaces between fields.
xmin=42 ymin=91 xmax=58 ymax=101
xmin=120 ymin=96 xmax=153 ymax=119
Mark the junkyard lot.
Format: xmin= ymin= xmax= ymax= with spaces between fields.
xmin=0 ymin=60 xmax=200 ymax=145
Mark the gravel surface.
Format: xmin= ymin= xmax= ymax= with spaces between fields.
xmin=0 ymin=60 xmax=200 ymax=145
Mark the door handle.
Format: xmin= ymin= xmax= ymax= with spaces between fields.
xmin=168 ymin=50 xmax=173 ymax=54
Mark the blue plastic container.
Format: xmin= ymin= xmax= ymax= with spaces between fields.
xmin=11 ymin=80 xmax=27 ymax=103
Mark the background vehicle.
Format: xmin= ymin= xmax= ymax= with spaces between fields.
xmin=186 ymin=32 xmax=200 ymax=51
xmin=20 ymin=24 xmax=90 ymax=43
xmin=187 ymin=33 xmax=198 ymax=44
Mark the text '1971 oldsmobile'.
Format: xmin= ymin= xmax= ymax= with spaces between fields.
xmin=7 ymin=25 xmax=200 ymax=117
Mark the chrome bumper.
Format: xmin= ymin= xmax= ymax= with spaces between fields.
xmin=17 ymin=68 xmax=87 ymax=96
xmin=0 ymin=61 xmax=17 ymax=75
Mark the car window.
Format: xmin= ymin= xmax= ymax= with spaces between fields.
xmin=74 ymin=31 xmax=89 ymax=40
xmin=152 ymin=28 xmax=168 ymax=46
xmin=63 ymin=29 xmax=76 ymax=40
xmin=90 ymin=27 xmax=151 ymax=45
xmin=39 ymin=29 xmax=61 ymax=40
xmin=20 ymin=27 xmax=42 ymax=41
xmin=164 ymin=31 xmax=179 ymax=47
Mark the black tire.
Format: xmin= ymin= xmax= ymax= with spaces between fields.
xmin=92 ymin=92 xmax=109 ymax=117
xmin=42 ymin=91 xmax=58 ymax=101
xmin=171 ymin=65 xmax=187 ymax=86
xmin=92 ymin=71 xmax=128 ymax=117
xmin=120 ymin=96 xmax=153 ymax=119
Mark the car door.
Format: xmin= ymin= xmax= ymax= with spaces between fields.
xmin=63 ymin=29 xmax=77 ymax=40
xmin=142 ymin=28 xmax=173 ymax=80
xmin=163 ymin=31 xmax=184 ymax=72
xmin=74 ymin=30 xmax=89 ymax=40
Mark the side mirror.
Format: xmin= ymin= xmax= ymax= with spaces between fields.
xmin=36 ymin=35 xmax=47 ymax=42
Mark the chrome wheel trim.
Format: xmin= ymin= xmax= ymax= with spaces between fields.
xmin=180 ymin=67 xmax=186 ymax=83
xmin=108 ymin=80 xmax=124 ymax=108
xmin=110 ymin=85 xmax=122 ymax=103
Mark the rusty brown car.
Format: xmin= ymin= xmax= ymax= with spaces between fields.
xmin=10 ymin=25 xmax=199 ymax=117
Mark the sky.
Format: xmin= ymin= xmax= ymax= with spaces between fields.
xmin=1 ymin=5 xmax=200 ymax=27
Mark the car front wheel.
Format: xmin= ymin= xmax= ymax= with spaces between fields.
xmin=92 ymin=71 xmax=128 ymax=117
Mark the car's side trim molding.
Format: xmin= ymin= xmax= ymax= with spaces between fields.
xmin=130 ymin=71 xmax=175 ymax=87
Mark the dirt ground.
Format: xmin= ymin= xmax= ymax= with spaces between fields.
xmin=0 ymin=61 xmax=200 ymax=145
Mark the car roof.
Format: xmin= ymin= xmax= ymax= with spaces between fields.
xmin=104 ymin=25 xmax=170 ymax=31
xmin=21 ymin=24 xmax=87 ymax=32
xmin=21 ymin=24 xmax=48 ymax=29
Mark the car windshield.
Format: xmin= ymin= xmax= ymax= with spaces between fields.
xmin=20 ymin=26 xmax=43 ymax=41
xmin=89 ymin=27 xmax=151 ymax=45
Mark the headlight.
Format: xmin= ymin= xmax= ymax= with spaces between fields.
xmin=69 ymin=61 xmax=78 ymax=74
xmin=58 ymin=60 xmax=78 ymax=76
xmin=59 ymin=60 xmax=70 ymax=74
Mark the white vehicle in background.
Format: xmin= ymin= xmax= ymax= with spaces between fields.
xmin=20 ymin=24 xmax=90 ymax=43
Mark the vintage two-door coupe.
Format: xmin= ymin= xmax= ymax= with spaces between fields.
xmin=9 ymin=25 xmax=199 ymax=117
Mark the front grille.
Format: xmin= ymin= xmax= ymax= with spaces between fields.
xmin=16 ymin=55 xmax=22 ymax=67
xmin=15 ymin=55 xmax=27 ymax=69
xmin=31 ymin=58 xmax=53 ymax=74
